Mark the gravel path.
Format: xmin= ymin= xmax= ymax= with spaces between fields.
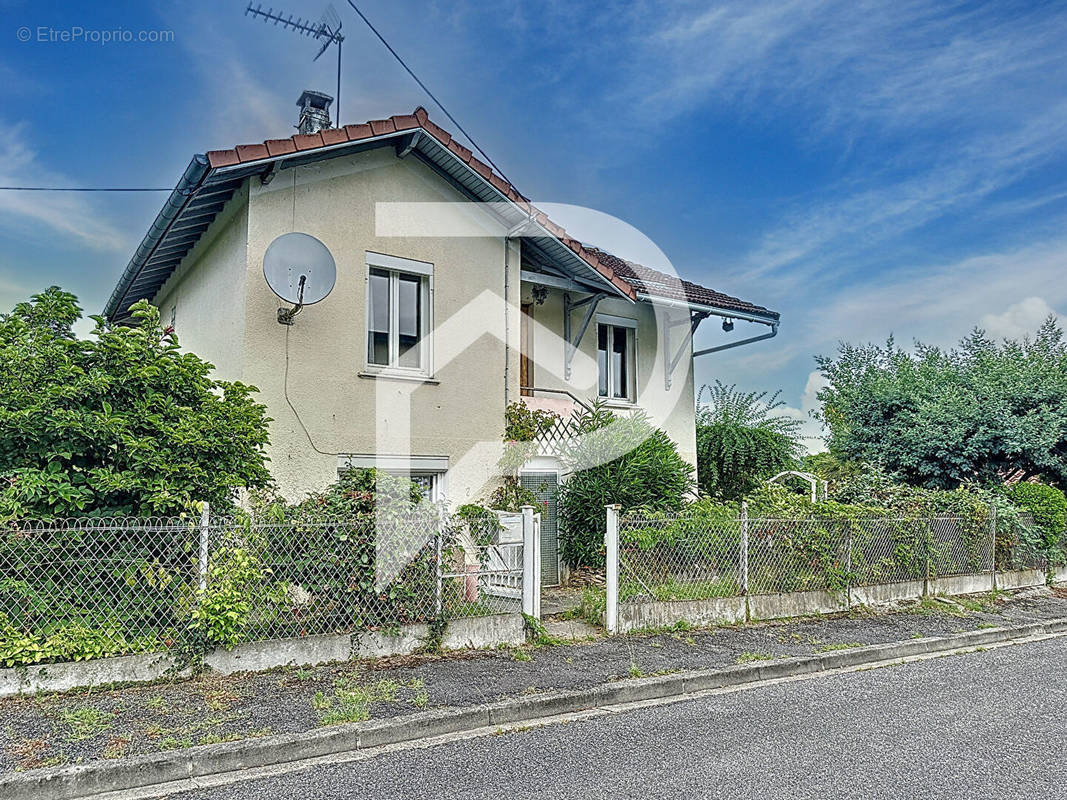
xmin=1 ymin=590 xmax=1063 ymax=773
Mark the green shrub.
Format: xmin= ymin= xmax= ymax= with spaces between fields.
xmin=189 ymin=546 xmax=264 ymax=649
xmin=503 ymin=402 xmax=560 ymax=442
xmin=249 ymin=469 xmax=447 ymax=634
xmin=0 ymin=288 xmax=272 ymax=519
xmin=483 ymin=476 xmax=540 ymax=512
xmin=558 ymin=403 xmax=694 ymax=568
xmin=1005 ymin=482 xmax=1067 ymax=553
xmin=695 ymin=382 xmax=803 ymax=501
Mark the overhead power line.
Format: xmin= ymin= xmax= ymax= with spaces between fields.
xmin=2 ymin=4 xmax=512 ymax=195
xmin=0 ymin=186 xmax=171 ymax=192
xmin=344 ymin=0 xmax=516 ymax=190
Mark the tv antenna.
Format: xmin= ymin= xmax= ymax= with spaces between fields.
xmin=245 ymin=3 xmax=345 ymax=122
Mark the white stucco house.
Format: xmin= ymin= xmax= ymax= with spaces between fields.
xmin=105 ymin=94 xmax=780 ymax=584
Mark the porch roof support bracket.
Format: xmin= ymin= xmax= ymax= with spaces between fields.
xmin=563 ymin=292 xmax=606 ymax=381
xmin=664 ymin=311 xmax=710 ymax=391
xmin=396 ymin=130 xmax=422 ymax=159
xmin=259 ymin=160 xmax=283 ymax=186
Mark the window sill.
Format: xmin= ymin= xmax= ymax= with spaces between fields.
xmin=358 ymin=370 xmax=440 ymax=385
xmin=598 ymin=398 xmax=639 ymax=409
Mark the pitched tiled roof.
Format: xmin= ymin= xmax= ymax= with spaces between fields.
xmin=110 ymin=105 xmax=777 ymax=322
xmin=205 ymin=107 xmax=639 ymax=300
xmin=582 ymin=247 xmax=780 ymax=321
xmin=202 ymin=106 xmax=777 ymax=321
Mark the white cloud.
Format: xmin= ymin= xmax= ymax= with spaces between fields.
xmin=778 ymin=370 xmax=828 ymax=454
xmin=980 ymin=297 xmax=1060 ymax=341
xmin=626 ymin=1 xmax=1067 ymax=137
xmin=0 ymin=122 xmax=128 ymax=252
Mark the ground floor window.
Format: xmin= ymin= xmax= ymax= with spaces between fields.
xmin=337 ymin=455 xmax=448 ymax=503
xmin=596 ymin=316 xmax=636 ymax=402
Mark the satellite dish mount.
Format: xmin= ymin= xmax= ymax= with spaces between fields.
xmin=278 ymin=274 xmax=307 ymax=325
xmin=262 ymin=232 xmax=337 ymax=326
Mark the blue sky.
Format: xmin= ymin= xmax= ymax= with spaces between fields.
xmin=2 ymin=0 xmax=1067 ymax=448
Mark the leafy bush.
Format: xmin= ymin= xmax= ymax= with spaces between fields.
xmin=248 ymin=469 xmax=448 ymax=634
xmin=695 ymin=382 xmax=803 ymax=500
xmin=484 ymin=476 xmax=540 ymax=512
xmin=0 ymin=288 xmax=272 ymax=518
xmin=0 ymin=613 xmax=144 ymax=667
xmin=503 ymin=402 xmax=560 ymax=442
xmin=558 ymin=402 xmax=694 ymax=568
xmin=188 ymin=546 xmax=264 ymax=648
xmin=1005 ymin=482 xmax=1067 ymax=552
xmin=816 ymin=319 xmax=1067 ymax=490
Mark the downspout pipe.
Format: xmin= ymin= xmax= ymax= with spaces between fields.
xmin=693 ymin=323 xmax=779 ymax=357
xmin=103 ymin=154 xmax=212 ymax=321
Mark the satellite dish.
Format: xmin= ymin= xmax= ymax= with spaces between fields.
xmin=263 ymin=232 xmax=336 ymax=324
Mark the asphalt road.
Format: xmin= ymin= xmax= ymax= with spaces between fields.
xmin=168 ymin=636 xmax=1067 ymax=800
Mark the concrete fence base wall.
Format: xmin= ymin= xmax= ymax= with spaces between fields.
xmin=1052 ymin=566 xmax=1067 ymax=587
xmin=618 ymin=597 xmax=747 ymax=633
xmin=928 ymin=573 xmax=994 ymax=596
xmin=0 ymin=652 xmax=186 ymax=699
xmin=748 ymin=589 xmax=849 ymax=621
xmin=995 ymin=569 xmax=1047 ymax=591
xmin=849 ymin=579 xmax=926 ymax=607
xmin=0 ymin=614 xmax=526 ymax=698
xmin=617 ymin=567 xmax=1055 ymax=631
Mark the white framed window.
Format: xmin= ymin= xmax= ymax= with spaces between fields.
xmin=596 ymin=315 xmax=637 ymax=403
xmin=365 ymin=252 xmax=433 ymax=375
xmin=338 ymin=455 xmax=448 ymax=503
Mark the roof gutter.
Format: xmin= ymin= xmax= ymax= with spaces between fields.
xmin=104 ymin=154 xmax=212 ymax=321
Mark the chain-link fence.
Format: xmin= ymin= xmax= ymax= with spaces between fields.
xmin=618 ymin=511 xmax=1048 ymax=609
xmin=619 ymin=517 xmax=743 ymax=603
xmin=998 ymin=513 xmax=1055 ymax=572
xmin=0 ymin=510 xmax=523 ymax=668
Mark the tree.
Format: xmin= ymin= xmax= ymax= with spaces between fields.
xmin=816 ymin=317 xmax=1067 ymax=490
xmin=0 ymin=288 xmax=273 ymax=518
xmin=558 ymin=402 xmax=694 ymax=568
xmin=695 ymin=381 xmax=803 ymax=501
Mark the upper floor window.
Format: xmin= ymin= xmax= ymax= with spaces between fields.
xmin=365 ymin=252 xmax=433 ymax=374
xmin=597 ymin=316 xmax=636 ymax=403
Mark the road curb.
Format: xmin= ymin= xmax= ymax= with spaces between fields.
xmin=3 ymin=617 xmax=1064 ymax=800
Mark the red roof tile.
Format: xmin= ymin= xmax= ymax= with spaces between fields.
xmin=235 ymin=143 xmax=269 ymax=162
xmin=264 ymin=138 xmax=297 ymax=157
xmin=320 ymin=127 xmax=348 ymax=146
xmin=369 ymin=118 xmax=396 ymax=135
xmin=583 ymin=247 xmax=779 ymax=319
xmin=292 ymin=132 xmax=325 ymax=151
xmin=391 ymin=113 xmax=419 ymax=131
xmin=205 ymin=149 xmax=240 ymax=168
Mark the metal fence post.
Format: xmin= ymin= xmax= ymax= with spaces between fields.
xmin=521 ymin=505 xmax=536 ymax=618
xmin=532 ymin=512 xmax=542 ymax=620
xmin=197 ymin=501 xmax=211 ymax=593
xmin=923 ymin=519 xmax=931 ymax=597
xmin=605 ymin=504 xmax=620 ymax=635
xmin=740 ymin=501 xmax=749 ymax=596
xmin=435 ymin=526 xmax=444 ymax=617
xmin=845 ymin=522 xmax=854 ymax=608
xmin=989 ymin=503 xmax=998 ymax=591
